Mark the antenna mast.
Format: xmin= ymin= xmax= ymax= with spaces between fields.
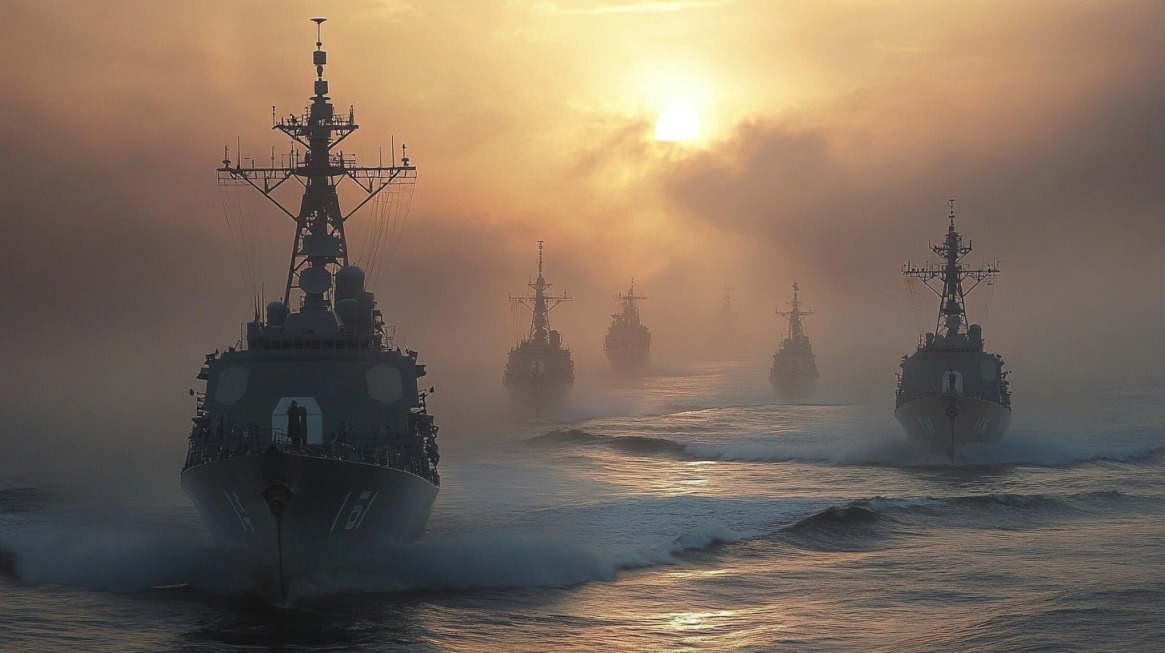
xmin=217 ymin=18 xmax=417 ymax=307
xmin=614 ymin=278 xmax=647 ymax=324
xmin=902 ymin=200 xmax=999 ymax=337
xmin=776 ymin=281 xmax=813 ymax=341
xmin=510 ymin=241 xmax=572 ymax=343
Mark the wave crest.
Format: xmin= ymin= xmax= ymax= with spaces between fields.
xmin=525 ymin=429 xmax=686 ymax=456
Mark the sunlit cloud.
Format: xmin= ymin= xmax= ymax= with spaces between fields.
xmin=359 ymin=0 xmax=422 ymax=21
xmin=1 ymin=0 xmax=1164 ymax=474
xmin=529 ymin=0 xmax=730 ymax=16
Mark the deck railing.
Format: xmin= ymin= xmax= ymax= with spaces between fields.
xmin=183 ymin=426 xmax=438 ymax=483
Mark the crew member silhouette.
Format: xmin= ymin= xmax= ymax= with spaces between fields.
xmin=297 ymin=404 xmax=308 ymax=448
xmin=287 ymin=400 xmax=304 ymax=447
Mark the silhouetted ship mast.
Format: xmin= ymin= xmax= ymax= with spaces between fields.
xmin=604 ymin=279 xmax=651 ymax=375
xmin=719 ymin=284 xmax=736 ymax=330
xmin=503 ymin=241 xmax=574 ymax=413
xmin=895 ymin=201 xmax=1011 ymax=462
xmin=181 ymin=18 xmax=439 ymax=601
xmin=769 ymin=281 xmax=818 ymax=397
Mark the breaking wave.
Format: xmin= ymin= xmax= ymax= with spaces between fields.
xmin=777 ymin=503 xmax=890 ymax=552
xmin=524 ymin=426 xmax=1165 ymax=470
xmin=0 ymin=494 xmax=740 ymax=600
xmin=668 ymin=434 xmax=1164 ymax=468
xmin=301 ymin=522 xmax=744 ymax=598
xmin=525 ymin=429 xmax=686 ymax=456
xmin=770 ymin=490 xmax=1139 ymax=553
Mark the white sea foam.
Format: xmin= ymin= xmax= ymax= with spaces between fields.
xmin=0 ymin=500 xmax=742 ymax=599
xmin=0 ymin=509 xmax=222 ymax=593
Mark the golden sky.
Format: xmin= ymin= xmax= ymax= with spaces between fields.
xmin=2 ymin=0 xmax=1164 ymax=474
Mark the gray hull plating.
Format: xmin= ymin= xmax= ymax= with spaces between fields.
xmin=606 ymin=347 xmax=649 ymax=376
xmin=769 ymin=352 xmax=817 ymax=399
xmin=181 ymin=446 xmax=437 ymax=593
xmin=894 ymin=395 xmax=1011 ymax=448
xmin=504 ymin=373 xmax=572 ymax=416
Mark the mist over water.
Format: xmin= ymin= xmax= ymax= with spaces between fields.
xmin=1 ymin=3 xmax=1163 ymax=650
xmin=2 ymin=359 xmax=1162 ymax=651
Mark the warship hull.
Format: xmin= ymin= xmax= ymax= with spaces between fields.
xmin=504 ymin=377 xmax=572 ymax=415
xmin=503 ymin=343 xmax=574 ymax=414
xmin=181 ymin=445 xmax=438 ymax=596
xmin=606 ymin=348 xmax=649 ymax=375
xmin=894 ymin=395 xmax=1011 ymax=449
xmin=769 ymin=354 xmax=817 ymax=399
xmin=769 ymin=374 xmax=816 ymax=400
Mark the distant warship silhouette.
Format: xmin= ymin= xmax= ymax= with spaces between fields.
xmin=604 ymin=279 xmax=650 ymax=375
xmin=503 ymin=241 xmax=574 ymax=413
xmin=769 ymin=281 xmax=818 ymax=398
xmin=895 ymin=201 xmax=1011 ymax=461
xmin=181 ymin=19 xmax=438 ymax=601
xmin=706 ymin=283 xmax=744 ymax=358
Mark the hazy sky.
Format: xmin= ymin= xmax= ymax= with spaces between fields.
xmin=2 ymin=0 xmax=1163 ymax=482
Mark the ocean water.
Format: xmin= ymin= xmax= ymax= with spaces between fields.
xmin=2 ymin=360 xmax=1163 ymax=652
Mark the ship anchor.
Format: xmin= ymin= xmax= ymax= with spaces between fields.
xmin=261 ymin=484 xmax=296 ymax=602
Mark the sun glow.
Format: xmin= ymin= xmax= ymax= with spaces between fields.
xmin=654 ymin=105 xmax=701 ymax=142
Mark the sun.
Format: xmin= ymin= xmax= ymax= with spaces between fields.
xmin=654 ymin=105 xmax=701 ymax=142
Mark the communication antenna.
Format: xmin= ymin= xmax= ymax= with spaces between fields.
xmin=217 ymin=16 xmax=417 ymax=307
xmin=312 ymin=17 xmax=326 ymax=46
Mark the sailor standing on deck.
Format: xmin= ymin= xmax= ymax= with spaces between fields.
xmin=287 ymin=400 xmax=304 ymax=448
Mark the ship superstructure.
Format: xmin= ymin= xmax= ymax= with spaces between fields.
xmin=705 ymin=283 xmax=744 ymax=358
xmin=769 ymin=281 xmax=818 ymax=398
xmin=895 ymin=201 xmax=1011 ymax=461
xmin=503 ymin=241 xmax=574 ymax=413
xmin=604 ymin=279 xmax=651 ymax=375
xmin=181 ymin=19 xmax=438 ymax=600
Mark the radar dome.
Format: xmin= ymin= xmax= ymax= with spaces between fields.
xmin=299 ymin=266 xmax=332 ymax=295
xmin=267 ymin=301 xmax=289 ymax=326
xmin=336 ymin=265 xmax=366 ymax=301
xmin=336 ymin=298 xmax=363 ymax=324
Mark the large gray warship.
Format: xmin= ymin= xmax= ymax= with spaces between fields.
xmin=604 ymin=280 xmax=651 ymax=375
xmin=769 ymin=281 xmax=818 ymax=398
xmin=503 ymin=242 xmax=574 ymax=412
xmin=896 ymin=202 xmax=1011 ymax=460
xmin=181 ymin=19 xmax=438 ymax=599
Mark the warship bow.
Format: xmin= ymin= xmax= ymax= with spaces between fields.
xmin=503 ymin=241 xmax=574 ymax=414
xmin=769 ymin=281 xmax=818 ymax=398
xmin=604 ymin=279 xmax=650 ymax=375
xmin=895 ymin=201 xmax=1011 ymax=460
xmin=181 ymin=19 xmax=438 ymax=599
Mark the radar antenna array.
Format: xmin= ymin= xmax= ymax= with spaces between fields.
xmin=902 ymin=201 xmax=999 ymax=337
xmin=509 ymin=241 xmax=572 ymax=344
xmin=217 ymin=18 xmax=417 ymax=306
xmin=776 ymin=281 xmax=813 ymax=341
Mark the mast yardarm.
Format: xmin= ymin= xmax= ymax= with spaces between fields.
xmin=902 ymin=200 xmax=999 ymax=338
xmin=614 ymin=278 xmax=646 ymax=325
xmin=777 ymin=281 xmax=813 ymax=341
xmin=217 ymin=18 xmax=417 ymax=307
xmin=509 ymin=241 xmax=572 ymax=344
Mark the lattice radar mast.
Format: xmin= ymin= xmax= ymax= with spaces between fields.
xmin=902 ymin=200 xmax=999 ymax=338
xmin=615 ymin=278 xmax=647 ymax=322
xmin=217 ymin=18 xmax=417 ymax=307
xmin=509 ymin=241 xmax=572 ymax=344
xmin=777 ymin=281 xmax=813 ymax=341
